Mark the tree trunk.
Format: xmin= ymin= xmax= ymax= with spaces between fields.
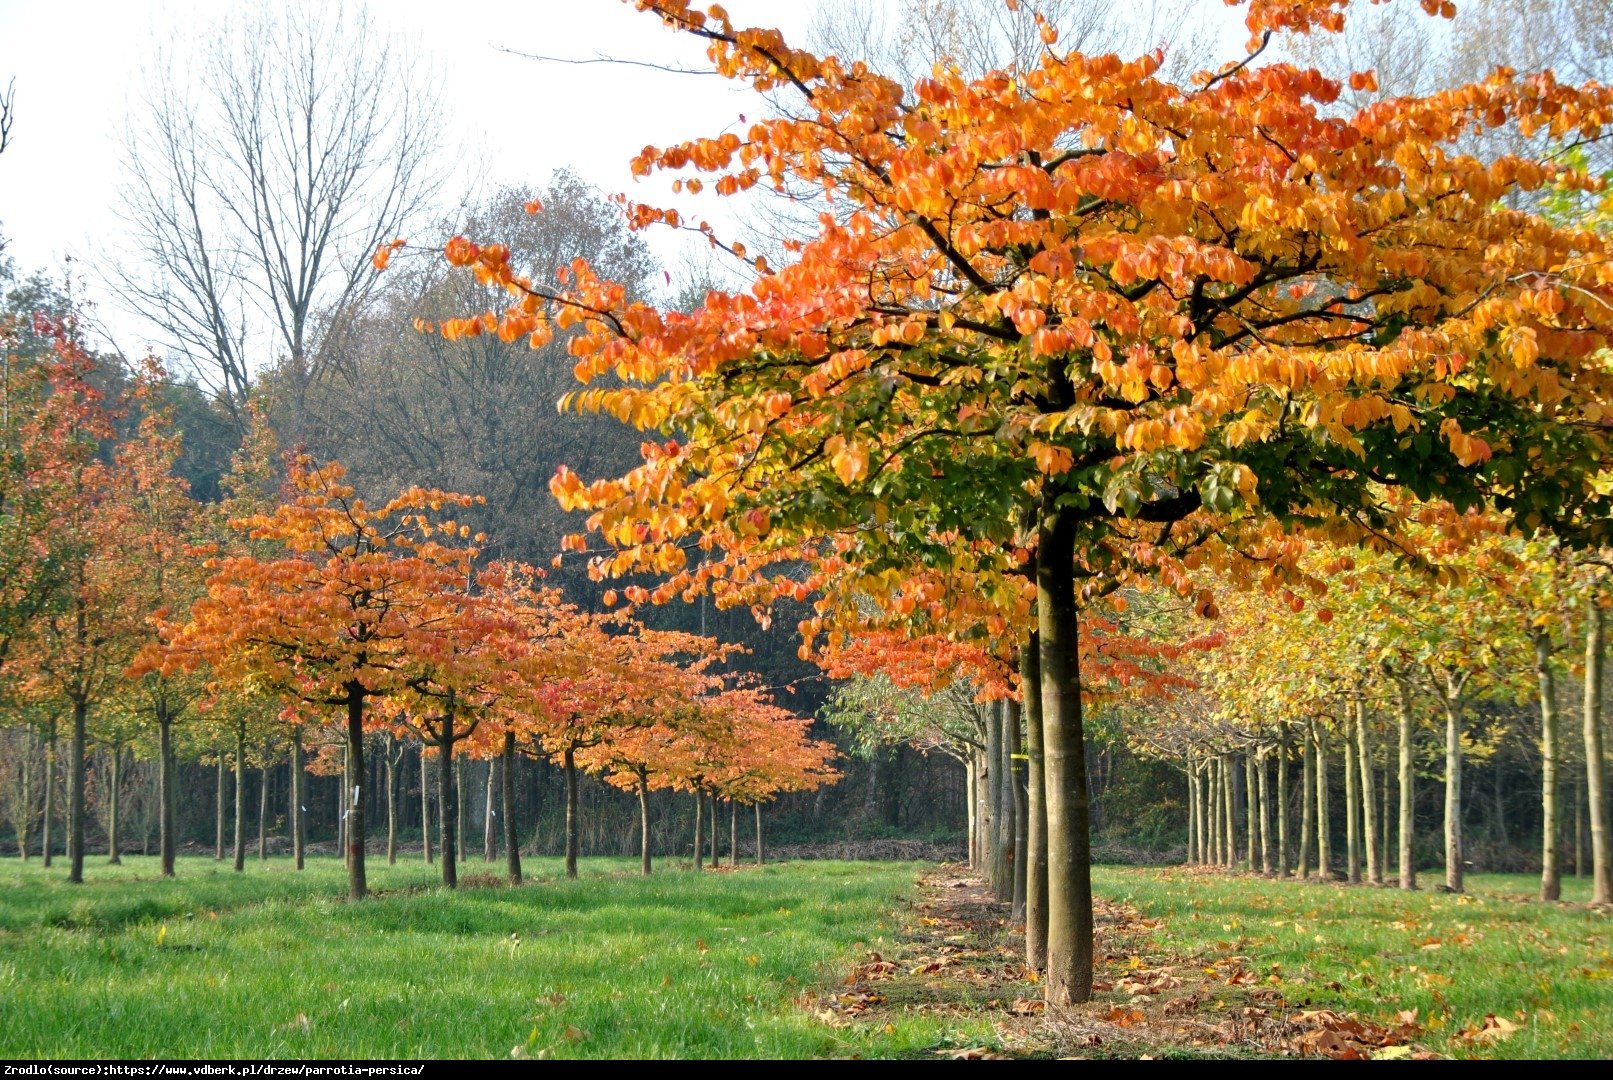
xmin=1276 ymin=736 xmax=1290 ymax=877
xmin=1345 ymin=716 xmax=1361 ymax=884
xmin=1443 ymin=686 xmax=1464 ymax=894
xmin=258 ymin=742 xmax=271 ymax=862
xmin=1299 ymin=729 xmax=1314 ymax=879
xmin=42 ymin=731 xmax=55 ymax=866
xmin=1009 ymin=699 xmax=1028 ymax=920
xmin=638 ymin=772 xmax=652 ymax=876
xmin=386 ymin=740 xmax=398 ymax=866
xmin=1186 ymin=756 xmax=1199 ymax=864
xmin=68 ymin=699 xmax=86 ymax=883
xmin=694 ymin=791 xmax=703 ymax=869
xmin=1256 ymin=749 xmax=1271 ymax=875
xmin=107 ymin=743 xmax=122 ymax=865
xmin=755 ymin=802 xmax=765 ymax=866
xmin=1357 ymin=702 xmax=1380 ymax=885
xmin=985 ymin=700 xmax=1004 ymax=896
xmin=437 ymin=729 xmax=458 ymax=888
xmin=1574 ymin=768 xmax=1586 ymax=879
xmin=1396 ymin=678 xmax=1416 ymax=890
xmin=17 ymin=747 xmax=31 ymax=859
xmin=343 ymin=690 xmax=367 ymax=900
xmin=710 ymin=793 xmax=720 ymax=868
xmin=1537 ymin=630 xmax=1561 ymax=902
xmin=1207 ymin=756 xmax=1221 ymax=865
xmin=455 ymin=756 xmax=466 ymax=864
xmin=420 ymin=744 xmax=432 ymax=865
xmin=291 ymin=732 xmax=305 ymax=871
xmin=965 ymin=757 xmax=977 ymax=869
xmin=1244 ymin=752 xmax=1257 ymax=870
xmin=338 ymin=748 xmax=347 ymax=865
xmin=1036 ymin=505 xmax=1093 ymax=1005
xmin=1315 ymin=725 xmax=1332 ymax=881
xmin=231 ymin=724 xmax=246 ymax=873
xmin=564 ymin=746 xmax=579 ymax=879
xmin=1222 ymin=753 xmax=1237 ymax=868
xmin=483 ymin=756 xmax=497 ymax=863
xmin=503 ymin=733 xmax=521 ymax=884
xmin=1022 ymin=639 xmax=1049 ymax=956
xmin=1584 ymin=597 xmax=1611 ymax=906
xmin=158 ymin=714 xmax=176 ymax=877
xmin=729 ymin=799 xmax=738 ymax=866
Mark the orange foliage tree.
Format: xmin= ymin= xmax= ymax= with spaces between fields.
xmin=429 ymin=0 xmax=1613 ymax=1001
xmin=154 ymin=457 xmax=492 ymax=899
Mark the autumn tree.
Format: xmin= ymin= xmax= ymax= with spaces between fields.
xmin=157 ymin=457 xmax=490 ymax=899
xmin=433 ymin=0 xmax=1613 ymax=1002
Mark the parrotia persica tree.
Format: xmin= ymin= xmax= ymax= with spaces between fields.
xmin=156 ymin=456 xmax=492 ymax=900
xmin=429 ymin=0 xmax=1613 ymax=1003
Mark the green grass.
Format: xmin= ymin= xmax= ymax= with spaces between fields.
xmin=0 ymin=855 xmax=995 ymax=1059
xmin=4 ymin=856 xmax=1606 ymax=1058
xmin=1093 ymin=866 xmax=1613 ymax=1059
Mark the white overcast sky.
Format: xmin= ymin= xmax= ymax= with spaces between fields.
xmin=0 ymin=0 xmax=1247 ymax=355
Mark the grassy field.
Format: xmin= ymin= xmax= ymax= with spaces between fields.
xmin=1095 ymin=867 xmax=1613 ymax=1059
xmin=1 ymin=856 xmax=1607 ymax=1058
xmin=0 ymin=855 xmax=994 ymax=1059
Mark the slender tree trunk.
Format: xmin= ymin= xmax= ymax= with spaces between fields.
xmin=1256 ymin=749 xmax=1272 ymax=874
xmin=1345 ymin=716 xmax=1361 ymax=884
xmin=455 ymin=755 xmax=466 ymax=864
xmin=503 ymin=733 xmax=521 ymax=884
xmin=437 ymin=730 xmax=458 ymax=888
xmin=1395 ymin=679 xmax=1416 ymax=890
xmin=231 ymin=725 xmax=246 ymax=872
xmin=694 ymin=791 xmax=704 ymax=869
xmin=965 ymin=755 xmax=977 ymax=870
xmin=1022 ymin=630 xmax=1048 ymax=970
xmin=997 ymin=701 xmax=1015 ymax=903
xmin=483 ymin=756 xmax=497 ymax=863
xmin=68 ymin=699 xmax=86 ymax=884
xmin=338 ymin=749 xmax=347 ymax=865
xmin=42 ymin=732 xmax=56 ymax=866
xmin=386 ymin=740 xmax=398 ymax=866
xmin=1443 ymin=687 xmax=1464 ymax=894
xmin=107 ymin=743 xmax=122 ymax=865
xmin=1037 ymin=506 xmax=1094 ymax=1005
xmin=1223 ymin=753 xmax=1237 ymax=868
xmin=291 ymin=732 xmax=305 ymax=871
xmin=158 ymin=714 xmax=175 ymax=877
xmin=755 ymin=802 xmax=765 ymax=866
xmin=1316 ymin=725 xmax=1332 ymax=881
xmin=1299 ymin=732 xmax=1314 ymax=879
xmin=985 ymin=701 xmax=1004 ymax=896
xmin=1583 ymin=598 xmax=1611 ymax=906
xmin=729 ymin=799 xmax=737 ymax=866
xmin=1357 ymin=702 xmax=1380 ymax=885
xmin=1276 ymin=736 xmax=1290 ymax=877
xmin=258 ymin=743 xmax=270 ymax=862
xmin=563 ymin=746 xmax=579 ymax=879
xmin=1380 ymin=757 xmax=1391 ymax=879
xmin=420 ymin=745 xmax=432 ymax=865
xmin=1208 ymin=756 xmax=1221 ymax=865
xmin=710 ymin=793 xmax=720 ymax=868
xmin=1244 ymin=752 xmax=1257 ymax=871
xmin=343 ymin=690 xmax=367 ymax=900
xmin=17 ymin=747 xmax=31 ymax=859
xmin=638 ymin=771 xmax=652 ymax=876
xmin=1575 ymin=769 xmax=1586 ymax=879
xmin=1186 ymin=757 xmax=1199 ymax=864
xmin=1536 ymin=630 xmax=1561 ymax=901
xmin=1009 ymin=700 xmax=1028 ymax=919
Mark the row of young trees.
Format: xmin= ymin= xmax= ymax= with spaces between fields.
xmin=422 ymin=0 xmax=1613 ymax=1007
xmin=0 ymin=311 xmax=837 ymax=898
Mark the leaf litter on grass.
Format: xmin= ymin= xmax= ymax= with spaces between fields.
xmin=801 ymin=864 xmax=1439 ymax=1059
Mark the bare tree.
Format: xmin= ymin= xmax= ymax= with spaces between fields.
xmin=0 ymin=78 xmax=13 ymax=157
xmin=117 ymin=2 xmax=443 ymax=433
